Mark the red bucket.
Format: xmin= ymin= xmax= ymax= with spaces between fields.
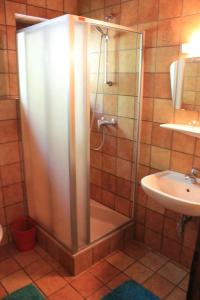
xmin=11 ymin=217 xmax=36 ymax=251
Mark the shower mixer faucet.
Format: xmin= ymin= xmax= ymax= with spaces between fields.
xmin=97 ymin=117 xmax=117 ymax=129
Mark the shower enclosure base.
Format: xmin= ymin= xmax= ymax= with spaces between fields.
xmin=37 ymin=219 xmax=135 ymax=275
xmin=90 ymin=199 xmax=130 ymax=241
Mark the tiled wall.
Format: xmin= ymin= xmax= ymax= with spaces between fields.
xmin=90 ymin=28 xmax=141 ymax=218
xmin=78 ymin=0 xmax=200 ymax=268
xmin=181 ymin=60 xmax=200 ymax=111
xmin=0 ymin=0 xmax=77 ymax=244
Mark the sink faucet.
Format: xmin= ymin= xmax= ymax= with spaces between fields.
xmin=185 ymin=168 xmax=200 ymax=184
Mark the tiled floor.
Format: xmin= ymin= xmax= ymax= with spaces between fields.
xmin=0 ymin=240 xmax=189 ymax=299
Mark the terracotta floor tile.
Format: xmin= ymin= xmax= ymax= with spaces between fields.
xmin=158 ymin=262 xmax=187 ymax=285
xmin=90 ymin=260 xmax=120 ymax=284
xmin=106 ymin=251 xmax=135 ymax=271
xmin=107 ymin=273 xmax=130 ymax=289
xmin=166 ymin=287 xmax=186 ymax=300
xmin=87 ymin=286 xmax=110 ymax=300
xmin=0 ymin=283 xmax=7 ymax=298
xmin=124 ymin=262 xmax=153 ymax=284
xmin=48 ymin=284 xmax=84 ymax=300
xmin=140 ymin=251 xmax=168 ymax=271
xmin=24 ymin=258 xmax=53 ymax=280
xmin=144 ymin=273 xmax=175 ymax=299
xmin=14 ymin=250 xmax=40 ymax=267
xmin=0 ymin=258 xmax=20 ymax=280
xmin=35 ymin=271 xmax=66 ymax=296
xmin=55 ymin=265 xmax=75 ymax=283
xmin=1 ymin=270 xmax=32 ymax=293
xmin=179 ymin=274 xmax=189 ymax=292
xmin=34 ymin=245 xmax=48 ymax=258
xmin=71 ymin=272 xmax=103 ymax=297
xmin=5 ymin=244 xmax=18 ymax=256
xmin=123 ymin=240 xmax=149 ymax=259
xmin=44 ymin=254 xmax=60 ymax=269
xmin=0 ymin=246 xmax=10 ymax=262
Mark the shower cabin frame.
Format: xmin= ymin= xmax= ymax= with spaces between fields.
xmin=17 ymin=14 xmax=144 ymax=254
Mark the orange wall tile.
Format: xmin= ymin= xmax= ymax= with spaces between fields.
xmin=79 ymin=0 xmax=200 ymax=268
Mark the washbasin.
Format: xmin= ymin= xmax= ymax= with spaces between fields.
xmin=141 ymin=170 xmax=200 ymax=216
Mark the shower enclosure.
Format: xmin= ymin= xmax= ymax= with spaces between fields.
xmin=17 ymin=14 xmax=143 ymax=254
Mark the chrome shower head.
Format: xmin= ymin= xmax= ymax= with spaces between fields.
xmin=95 ymin=26 xmax=105 ymax=36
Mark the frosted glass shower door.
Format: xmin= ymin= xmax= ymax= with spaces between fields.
xmin=17 ymin=15 xmax=90 ymax=251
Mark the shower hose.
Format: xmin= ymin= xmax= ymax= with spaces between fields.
xmin=90 ymin=33 xmax=106 ymax=151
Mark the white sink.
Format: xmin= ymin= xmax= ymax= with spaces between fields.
xmin=141 ymin=170 xmax=200 ymax=216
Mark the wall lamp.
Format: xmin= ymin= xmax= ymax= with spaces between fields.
xmin=181 ymin=31 xmax=200 ymax=57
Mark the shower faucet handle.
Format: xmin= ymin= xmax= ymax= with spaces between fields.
xmin=97 ymin=117 xmax=117 ymax=129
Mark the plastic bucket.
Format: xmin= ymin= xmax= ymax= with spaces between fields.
xmin=11 ymin=217 xmax=36 ymax=251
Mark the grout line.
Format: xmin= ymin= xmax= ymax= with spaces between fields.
xmin=0 ymin=241 xmax=190 ymax=299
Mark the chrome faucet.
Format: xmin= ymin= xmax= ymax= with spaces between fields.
xmin=185 ymin=168 xmax=200 ymax=184
xmin=97 ymin=117 xmax=117 ymax=129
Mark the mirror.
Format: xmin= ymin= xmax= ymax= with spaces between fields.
xmin=170 ymin=58 xmax=200 ymax=111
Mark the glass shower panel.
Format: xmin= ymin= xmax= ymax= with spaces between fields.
xmin=89 ymin=25 xmax=142 ymax=241
xmin=17 ymin=17 xmax=74 ymax=249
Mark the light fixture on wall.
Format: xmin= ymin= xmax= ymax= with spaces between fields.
xmin=181 ymin=31 xmax=200 ymax=57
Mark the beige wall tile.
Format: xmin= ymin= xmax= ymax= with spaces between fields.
xmin=118 ymin=31 xmax=138 ymax=50
xmin=118 ymin=73 xmax=137 ymax=96
xmin=116 ymin=158 xmax=132 ymax=180
xmin=103 ymin=95 xmax=118 ymax=115
xmin=171 ymin=151 xmax=193 ymax=173
xmin=102 ymin=153 xmax=116 ymax=175
xmin=155 ymin=46 xmax=179 ymax=73
xmin=144 ymin=48 xmax=156 ymax=72
xmin=118 ymin=117 xmax=134 ymax=140
xmin=139 ymin=143 xmax=151 ymax=166
xmin=153 ymin=99 xmax=174 ymax=123
xmin=152 ymin=122 xmax=172 ymax=149
xmin=119 ymin=50 xmax=136 ymax=73
xmin=138 ymin=22 xmax=157 ymax=48
xmin=5 ymin=2 xmax=26 ymax=26
xmin=120 ymin=0 xmax=138 ymax=26
xmin=150 ymin=146 xmax=171 ymax=170
xmin=141 ymin=121 xmax=152 ymax=144
xmin=138 ymin=0 xmax=159 ymax=23
xmin=0 ymin=74 xmax=9 ymax=96
xmin=159 ymin=0 xmax=182 ymax=20
xmin=142 ymin=98 xmax=153 ymax=121
xmin=118 ymin=96 xmax=134 ymax=118
xmin=157 ymin=19 xmax=181 ymax=47
xmin=5 ymin=202 xmax=25 ymax=224
xmin=117 ymin=138 xmax=133 ymax=160
xmin=0 ymin=142 xmax=20 ymax=166
xmin=91 ymin=0 xmax=104 ymax=11
xmin=172 ymin=132 xmax=195 ymax=154
xmin=154 ymin=74 xmax=171 ymax=98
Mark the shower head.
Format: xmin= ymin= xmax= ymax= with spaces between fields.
xmin=95 ymin=26 xmax=105 ymax=36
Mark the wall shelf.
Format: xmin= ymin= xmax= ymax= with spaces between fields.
xmin=160 ymin=123 xmax=200 ymax=138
